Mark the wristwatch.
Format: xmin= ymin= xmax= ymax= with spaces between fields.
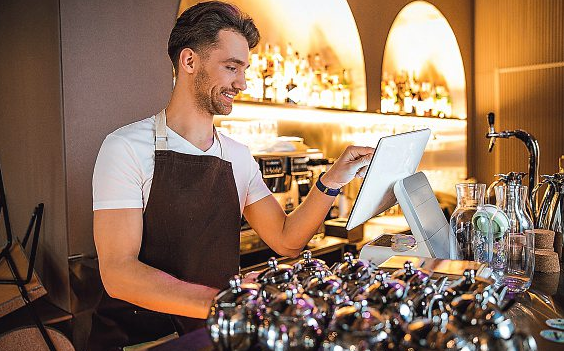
xmin=316 ymin=172 xmax=341 ymax=196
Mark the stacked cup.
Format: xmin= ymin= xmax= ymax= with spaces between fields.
xmin=533 ymin=229 xmax=560 ymax=273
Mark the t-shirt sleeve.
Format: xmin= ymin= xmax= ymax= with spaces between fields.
xmin=245 ymin=156 xmax=271 ymax=207
xmin=92 ymin=134 xmax=145 ymax=210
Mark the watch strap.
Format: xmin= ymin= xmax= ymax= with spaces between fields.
xmin=316 ymin=173 xmax=340 ymax=196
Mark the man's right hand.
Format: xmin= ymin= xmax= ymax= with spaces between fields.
xmin=320 ymin=145 xmax=374 ymax=189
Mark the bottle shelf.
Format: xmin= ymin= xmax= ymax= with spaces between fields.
xmin=229 ymin=100 xmax=466 ymax=122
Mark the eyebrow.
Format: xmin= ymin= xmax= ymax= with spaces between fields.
xmin=222 ymin=57 xmax=250 ymax=69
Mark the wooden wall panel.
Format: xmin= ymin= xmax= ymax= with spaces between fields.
xmin=60 ymin=0 xmax=178 ymax=256
xmin=0 ymin=0 xmax=70 ymax=311
xmin=498 ymin=66 xmax=564 ymax=177
xmin=498 ymin=0 xmax=564 ymax=68
xmin=473 ymin=0 xmax=564 ymax=190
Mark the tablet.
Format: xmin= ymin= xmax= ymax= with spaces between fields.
xmin=346 ymin=129 xmax=431 ymax=230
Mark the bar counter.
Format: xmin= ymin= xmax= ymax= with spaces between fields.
xmin=151 ymin=268 xmax=564 ymax=350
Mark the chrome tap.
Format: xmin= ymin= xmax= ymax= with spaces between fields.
xmin=533 ymin=173 xmax=564 ymax=230
xmin=485 ymin=112 xmax=540 ymax=223
xmin=487 ymin=172 xmax=527 ymax=203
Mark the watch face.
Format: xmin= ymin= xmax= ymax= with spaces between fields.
xmin=540 ymin=329 xmax=564 ymax=343
xmin=546 ymin=319 xmax=564 ymax=331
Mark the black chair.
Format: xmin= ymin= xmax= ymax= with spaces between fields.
xmin=0 ymin=164 xmax=63 ymax=351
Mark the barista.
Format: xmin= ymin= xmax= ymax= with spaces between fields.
xmin=88 ymin=2 xmax=373 ymax=350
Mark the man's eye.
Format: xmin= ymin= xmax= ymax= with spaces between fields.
xmin=226 ymin=66 xmax=237 ymax=72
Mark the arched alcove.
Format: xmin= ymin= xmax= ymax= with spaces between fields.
xmin=382 ymin=1 xmax=467 ymax=119
xmin=178 ymin=0 xmax=367 ymax=111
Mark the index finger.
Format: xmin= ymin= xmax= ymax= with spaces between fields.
xmin=349 ymin=146 xmax=375 ymax=159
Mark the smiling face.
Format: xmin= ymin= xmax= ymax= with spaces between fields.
xmin=193 ymin=30 xmax=249 ymax=116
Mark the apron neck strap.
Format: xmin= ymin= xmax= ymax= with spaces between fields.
xmin=155 ymin=109 xmax=168 ymax=150
xmin=155 ymin=108 xmax=224 ymax=157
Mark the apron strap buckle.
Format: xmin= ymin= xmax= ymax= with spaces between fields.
xmin=155 ymin=136 xmax=167 ymax=150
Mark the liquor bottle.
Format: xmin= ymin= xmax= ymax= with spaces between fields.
xmin=319 ymin=65 xmax=333 ymax=108
xmin=402 ymin=72 xmax=414 ymax=114
xmin=380 ymin=74 xmax=391 ymax=113
xmin=312 ymin=53 xmax=322 ymax=85
xmin=421 ymin=82 xmax=433 ymax=116
xmin=262 ymin=43 xmax=275 ymax=102
xmin=248 ymin=53 xmax=263 ymax=100
xmin=285 ymin=78 xmax=298 ymax=104
xmin=333 ymin=75 xmax=344 ymax=110
xmin=299 ymin=54 xmax=310 ymax=74
xmin=272 ymin=45 xmax=285 ymax=103
xmin=284 ymin=43 xmax=297 ymax=83
xmin=300 ymin=55 xmax=313 ymax=106
xmin=411 ymin=76 xmax=423 ymax=116
xmin=341 ymin=69 xmax=351 ymax=110
xmin=240 ymin=53 xmax=257 ymax=101
xmin=239 ymin=42 xmax=354 ymax=110
xmin=292 ymin=51 xmax=301 ymax=78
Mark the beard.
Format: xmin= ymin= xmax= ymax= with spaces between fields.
xmin=194 ymin=66 xmax=233 ymax=116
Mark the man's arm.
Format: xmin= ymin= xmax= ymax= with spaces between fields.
xmin=94 ymin=208 xmax=218 ymax=318
xmin=243 ymin=145 xmax=374 ymax=257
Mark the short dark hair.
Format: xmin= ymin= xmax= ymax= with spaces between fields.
xmin=168 ymin=1 xmax=260 ymax=73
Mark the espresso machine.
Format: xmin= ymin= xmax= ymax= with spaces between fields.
xmin=254 ymin=155 xmax=293 ymax=211
xmin=240 ymin=148 xmax=327 ymax=266
xmin=253 ymin=149 xmax=325 ymax=212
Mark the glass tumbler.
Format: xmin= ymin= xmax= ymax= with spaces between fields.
xmin=503 ymin=230 xmax=535 ymax=292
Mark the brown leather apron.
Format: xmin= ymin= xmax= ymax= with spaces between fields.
xmin=88 ymin=110 xmax=241 ymax=351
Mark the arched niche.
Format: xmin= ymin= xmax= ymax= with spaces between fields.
xmin=382 ymin=1 xmax=467 ymax=119
xmin=178 ymin=0 xmax=367 ymax=111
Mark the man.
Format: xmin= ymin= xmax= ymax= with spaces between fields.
xmin=88 ymin=1 xmax=373 ymax=350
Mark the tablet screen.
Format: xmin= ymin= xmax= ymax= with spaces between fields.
xmin=346 ymin=129 xmax=431 ymax=230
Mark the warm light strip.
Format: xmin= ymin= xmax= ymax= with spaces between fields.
xmin=498 ymin=61 xmax=564 ymax=74
xmin=222 ymin=102 xmax=467 ymax=129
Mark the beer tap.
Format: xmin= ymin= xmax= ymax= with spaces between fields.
xmin=485 ymin=112 xmax=540 ymax=223
xmin=486 ymin=172 xmax=527 ymax=204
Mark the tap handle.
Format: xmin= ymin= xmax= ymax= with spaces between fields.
xmin=488 ymin=137 xmax=496 ymax=152
xmin=487 ymin=112 xmax=495 ymax=128
xmin=487 ymin=113 xmax=496 ymax=152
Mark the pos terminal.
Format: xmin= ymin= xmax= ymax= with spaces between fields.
xmin=344 ymin=129 xmax=451 ymax=266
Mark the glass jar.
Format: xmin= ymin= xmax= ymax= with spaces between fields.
xmin=495 ymin=185 xmax=535 ymax=292
xmin=471 ymin=204 xmax=504 ymax=265
xmin=472 ymin=204 xmax=509 ymax=283
xmin=449 ymin=183 xmax=487 ymax=260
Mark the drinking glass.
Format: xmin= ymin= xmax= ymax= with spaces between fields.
xmin=503 ymin=230 xmax=535 ymax=292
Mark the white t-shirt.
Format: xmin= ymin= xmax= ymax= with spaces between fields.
xmin=92 ymin=115 xmax=271 ymax=214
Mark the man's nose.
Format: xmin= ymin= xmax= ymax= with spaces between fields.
xmin=233 ymin=71 xmax=247 ymax=91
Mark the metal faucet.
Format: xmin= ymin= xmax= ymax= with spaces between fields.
xmin=487 ymin=172 xmax=527 ymax=203
xmin=533 ymin=173 xmax=564 ymax=230
xmin=485 ymin=112 xmax=540 ymax=223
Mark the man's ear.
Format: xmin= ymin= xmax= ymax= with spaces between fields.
xmin=178 ymin=48 xmax=196 ymax=74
